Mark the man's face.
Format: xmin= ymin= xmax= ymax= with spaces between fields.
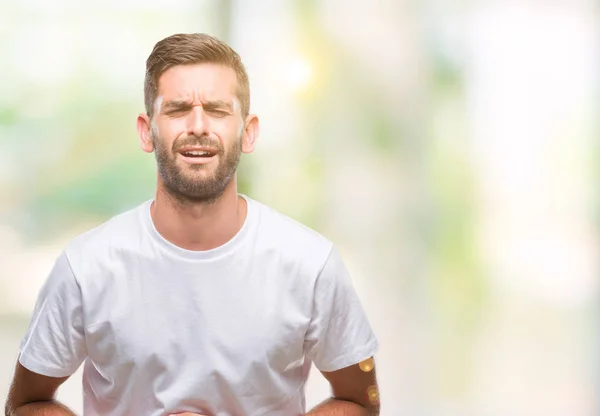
xmin=149 ymin=63 xmax=245 ymax=203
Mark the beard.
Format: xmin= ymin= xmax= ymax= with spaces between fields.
xmin=152 ymin=130 xmax=242 ymax=205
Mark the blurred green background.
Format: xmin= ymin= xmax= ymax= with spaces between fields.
xmin=1 ymin=1 xmax=598 ymax=415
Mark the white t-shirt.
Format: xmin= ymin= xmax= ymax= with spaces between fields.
xmin=19 ymin=195 xmax=379 ymax=416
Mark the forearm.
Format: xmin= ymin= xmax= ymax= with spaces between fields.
xmin=306 ymin=398 xmax=375 ymax=416
xmin=7 ymin=401 xmax=76 ymax=416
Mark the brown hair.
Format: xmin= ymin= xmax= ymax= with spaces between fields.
xmin=144 ymin=33 xmax=250 ymax=118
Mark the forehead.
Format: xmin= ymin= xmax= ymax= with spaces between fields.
xmin=157 ymin=63 xmax=238 ymax=101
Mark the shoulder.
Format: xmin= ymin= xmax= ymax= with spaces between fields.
xmin=250 ymin=196 xmax=333 ymax=251
xmin=247 ymin=196 xmax=334 ymax=270
xmin=63 ymin=200 xmax=150 ymax=273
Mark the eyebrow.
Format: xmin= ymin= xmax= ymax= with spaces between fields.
xmin=162 ymin=99 xmax=234 ymax=113
xmin=203 ymin=100 xmax=234 ymax=112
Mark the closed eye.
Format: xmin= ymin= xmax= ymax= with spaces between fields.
xmin=206 ymin=109 xmax=230 ymax=118
xmin=164 ymin=107 xmax=191 ymax=117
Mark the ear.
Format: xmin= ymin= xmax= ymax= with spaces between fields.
xmin=241 ymin=114 xmax=259 ymax=154
xmin=137 ymin=113 xmax=155 ymax=153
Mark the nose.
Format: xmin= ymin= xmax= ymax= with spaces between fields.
xmin=186 ymin=105 xmax=209 ymax=138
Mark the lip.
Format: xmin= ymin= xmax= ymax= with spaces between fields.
xmin=176 ymin=146 xmax=219 ymax=164
xmin=177 ymin=146 xmax=218 ymax=154
xmin=177 ymin=153 xmax=217 ymax=164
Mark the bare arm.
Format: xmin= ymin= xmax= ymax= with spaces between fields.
xmin=306 ymin=358 xmax=380 ymax=416
xmin=5 ymin=359 xmax=76 ymax=416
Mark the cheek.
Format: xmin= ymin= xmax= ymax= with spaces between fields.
xmin=201 ymin=121 xmax=241 ymax=149
xmin=236 ymin=120 xmax=244 ymax=138
xmin=161 ymin=120 xmax=186 ymax=137
xmin=155 ymin=122 xmax=186 ymax=146
xmin=214 ymin=118 xmax=244 ymax=139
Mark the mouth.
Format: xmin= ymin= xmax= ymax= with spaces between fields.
xmin=177 ymin=147 xmax=219 ymax=164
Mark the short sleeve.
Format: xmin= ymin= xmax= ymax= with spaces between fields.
xmin=304 ymin=246 xmax=379 ymax=372
xmin=19 ymin=251 xmax=87 ymax=377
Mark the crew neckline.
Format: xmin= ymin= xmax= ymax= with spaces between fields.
xmin=142 ymin=194 xmax=256 ymax=261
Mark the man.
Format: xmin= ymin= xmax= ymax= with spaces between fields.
xmin=5 ymin=33 xmax=380 ymax=416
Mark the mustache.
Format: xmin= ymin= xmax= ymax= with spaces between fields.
xmin=172 ymin=135 xmax=223 ymax=153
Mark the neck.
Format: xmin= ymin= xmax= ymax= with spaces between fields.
xmin=150 ymin=178 xmax=247 ymax=251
